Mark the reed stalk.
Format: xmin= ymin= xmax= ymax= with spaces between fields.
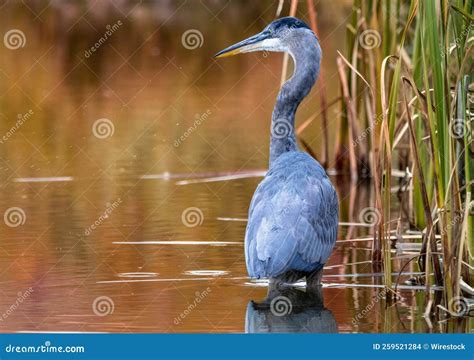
xmin=333 ymin=0 xmax=473 ymax=312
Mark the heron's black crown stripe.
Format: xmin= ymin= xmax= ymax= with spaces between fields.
xmin=270 ymin=17 xmax=311 ymax=32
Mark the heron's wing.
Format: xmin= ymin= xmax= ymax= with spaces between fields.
xmin=245 ymin=153 xmax=338 ymax=278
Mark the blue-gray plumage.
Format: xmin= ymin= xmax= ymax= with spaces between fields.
xmin=215 ymin=17 xmax=338 ymax=286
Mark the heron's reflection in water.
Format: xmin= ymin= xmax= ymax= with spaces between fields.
xmin=245 ymin=284 xmax=337 ymax=333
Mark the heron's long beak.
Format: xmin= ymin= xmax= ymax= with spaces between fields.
xmin=214 ymin=31 xmax=271 ymax=58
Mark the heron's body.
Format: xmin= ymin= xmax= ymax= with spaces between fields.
xmin=216 ymin=17 xmax=339 ymax=285
xmin=245 ymin=151 xmax=338 ymax=280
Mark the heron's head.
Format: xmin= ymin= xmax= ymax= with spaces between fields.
xmin=214 ymin=17 xmax=318 ymax=59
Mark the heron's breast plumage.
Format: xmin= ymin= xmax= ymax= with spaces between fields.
xmin=245 ymin=151 xmax=338 ymax=278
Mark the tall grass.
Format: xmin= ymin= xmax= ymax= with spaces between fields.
xmin=333 ymin=0 xmax=473 ymax=315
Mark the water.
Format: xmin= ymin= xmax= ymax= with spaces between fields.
xmin=0 ymin=1 xmax=469 ymax=333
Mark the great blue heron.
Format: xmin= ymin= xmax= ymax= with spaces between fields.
xmin=215 ymin=17 xmax=338 ymax=287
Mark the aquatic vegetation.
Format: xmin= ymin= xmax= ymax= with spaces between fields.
xmin=326 ymin=0 xmax=473 ymax=321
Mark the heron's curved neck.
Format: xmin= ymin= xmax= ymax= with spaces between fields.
xmin=270 ymin=35 xmax=320 ymax=166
